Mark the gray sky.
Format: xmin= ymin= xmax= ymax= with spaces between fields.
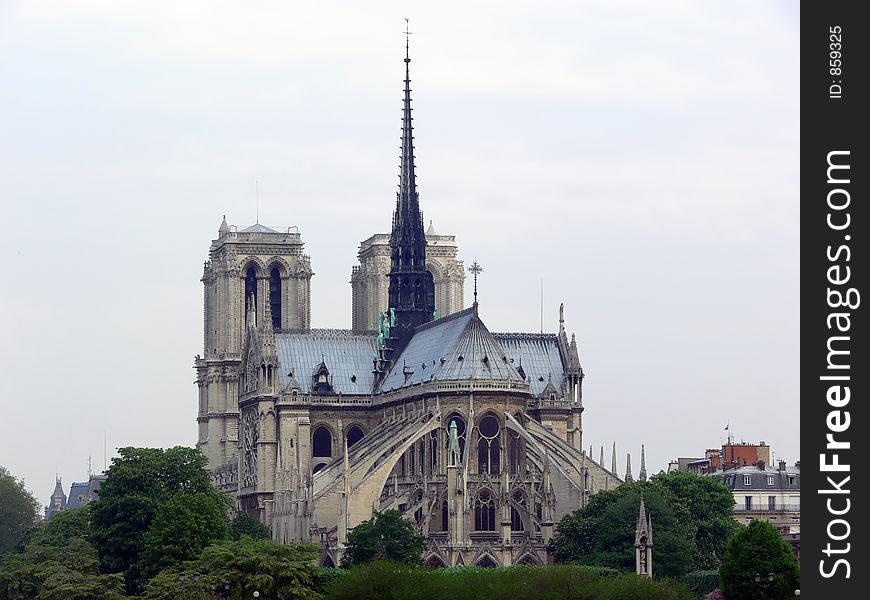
xmin=0 ymin=1 xmax=799 ymax=503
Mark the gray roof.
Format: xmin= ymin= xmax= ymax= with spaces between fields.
xmin=381 ymin=308 xmax=524 ymax=393
xmin=708 ymin=466 xmax=800 ymax=491
xmin=276 ymin=332 xmax=377 ymax=395
xmin=492 ymin=333 xmax=565 ymax=396
xmin=240 ymin=223 xmax=279 ymax=233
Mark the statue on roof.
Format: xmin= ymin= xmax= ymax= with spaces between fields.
xmin=433 ymin=308 xmax=440 ymax=320
xmin=381 ymin=310 xmax=391 ymax=340
xmin=389 ymin=307 xmax=397 ymax=328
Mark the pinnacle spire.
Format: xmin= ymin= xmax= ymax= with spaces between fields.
xmin=639 ymin=444 xmax=647 ymax=482
xmin=611 ymin=442 xmax=618 ymax=476
xmin=387 ymin=24 xmax=435 ymax=343
xmin=625 ymin=452 xmax=633 ymax=482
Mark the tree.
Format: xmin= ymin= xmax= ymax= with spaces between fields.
xmin=554 ymin=482 xmax=693 ymax=577
xmin=144 ymin=538 xmax=319 ymax=600
xmin=341 ymin=510 xmax=426 ymax=567
xmin=0 ymin=538 xmax=127 ymax=599
xmin=88 ymin=447 xmax=232 ymax=594
xmin=0 ymin=466 xmax=41 ymax=554
xmin=719 ymin=520 xmax=799 ymax=600
xmin=140 ymin=492 xmax=234 ymax=579
xmin=26 ymin=506 xmax=91 ymax=548
xmin=651 ymin=470 xmax=740 ymax=569
xmin=232 ymin=511 xmax=272 ymax=541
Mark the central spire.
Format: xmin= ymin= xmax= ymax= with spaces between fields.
xmin=387 ymin=23 xmax=435 ymax=346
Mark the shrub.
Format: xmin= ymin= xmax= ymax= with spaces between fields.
xmin=683 ymin=570 xmax=720 ymax=597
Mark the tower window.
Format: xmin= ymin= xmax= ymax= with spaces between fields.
xmin=245 ymin=266 xmax=258 ymax=323
xmin=474 ymin=490 xmax=496 ymax=531
xmin=269 ymin=267 xmax=282 ymax=329
xmin=346 ymin=426 xmax=365 ymax=448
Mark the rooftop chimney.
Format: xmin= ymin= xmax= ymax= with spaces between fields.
xmin=778 ymin=460 xmax=786 ymax=471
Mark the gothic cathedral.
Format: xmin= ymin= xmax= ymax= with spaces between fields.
xmin=195 ymin=43 xmax=621 ymax=567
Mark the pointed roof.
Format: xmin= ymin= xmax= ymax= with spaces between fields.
xmin=639 ymin=444 xmax=648 ymax=482
xmin=612 ymin=442 xmax=618 ymax=477
xmin=380 ymin=308 xmax=524 ymax=392
xmin=219 ymin=215 xmax=230 ymax=235
xmin=426 ymin=219 xmax=437 ymax=235
xmin=241 ymin=223 xmax=278 ymax=234
xmin=635 ymin=497 xmax=653 ymax=544
xmin=625 ymin=452 xmax=633 ymax=482
xmin=538 ymin=373 xmax=560 ymax=399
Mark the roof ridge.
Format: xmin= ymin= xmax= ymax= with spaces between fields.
xmin=412 ymin=306 xmax=475 ymax=333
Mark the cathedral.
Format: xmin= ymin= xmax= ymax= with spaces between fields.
xmin=194 ymin=42 xmax=622 ymax=567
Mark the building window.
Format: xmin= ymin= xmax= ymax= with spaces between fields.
xmin=744 ymin=496 xmax=753 ymax=510
xmin=474 ymin=490 xmax=496 ymax=531
xmin=441 ymin=499 xmax=448 ymax=532
xmin=510 ymin=491 xmax=527 ymax=532
xmin=788 ymin=475 xmax=796 ymax=485
xmin=244 ymin=266 xmax=258 ymax=323
xmin=768 ymin=496 xmax=777 ymax=510
xmin=477 ymin=415 xmax=500 ymax=475
xmin=346 ymin=426 xmax=365 ymax=448
xmin=767 ymin=475 xmax=774 ymax=486
xmin=743 ymin=475 xmax=752 ymax=486
xmin=269 ymin=267 xmax=282 ymax=329
xmin=312 ymin=426 xmax=332 ymax=457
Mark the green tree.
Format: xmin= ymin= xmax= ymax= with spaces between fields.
xmin=0 ymin=466 xmax=41 ymax=554
xmin=27 ymin=506 xmax=91 ymax=548
xmin=651 ymin=470 xmax=740 ymax=569
xmin=342 ymin=510 xmax=426 ymax=567
xmin=140 ymin=492 xmax=233 ymax=579
xmin=554 ymin=483 xmax=693 ymax=577
xmin=88 ymin=447 xmax=232 ymax=594
xmin=232 ymin=511 xmax=272 ymax=541
xmin=719 ymin=520 xmax=799 ymax=600
xmin=144 ymin=538 xmax=319 ymax=600
xmin=0 ymin=538 xmax=127 ymax=599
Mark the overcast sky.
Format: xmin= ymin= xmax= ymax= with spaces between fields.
xmin=0 ymin=1 xmax=799 ymax=503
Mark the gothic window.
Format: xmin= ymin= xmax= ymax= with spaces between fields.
xmin=269 ymin=267 xmax=281 ymax=329
xmin=508 ymin=418 xmax=523 ymax=474
xmin=429 ymin=430 xmax=439 ymax=473
xmin=441 ymin=499 xmax=448 ymax=532
xmin=346 ymin=426 xmax=365 ymax=448
xmin=312 ymin=426 xmax=332 ymax=457
xmin=477 ymin=555 xmax=498 ymax=568
xmin=474 ymin=490 xmax=496 ymax=531
xmin=445 ymin=414 xmax=466 ymax=462
xmin=313 ymin=462 xmax=327 ymax=474
xmin=477 ymin=415 xmax=500 ymax=475
xmin=245 ymin=266 xmax=258 ymax=322
xmin=511 ymin=491 xmax=527 ymax=531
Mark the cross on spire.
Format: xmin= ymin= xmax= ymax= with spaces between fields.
xmin=469 ymin=260 xmax=483 ymax=306
xmin=404 ymin=17 xmax=412 ymax=59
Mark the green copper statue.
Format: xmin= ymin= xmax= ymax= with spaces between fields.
xmin=447 ymin=420 xmax=461 ymax=467
xmin=389 ymin=307 xmax=397 ymax=328
xmin=377 ymin=330 xmax=384 ymax=350
xmin=381 ymin=310 xmax=391 ymax=340
xmin=433 ymin=308 xmax=440 ymax=320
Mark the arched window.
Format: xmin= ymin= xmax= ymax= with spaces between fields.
xmin=477 ymin=555 xmax=498 ymax=568
xmin=312 ymin=462 xmax=327 ymax=474
xmin=312 ymin=426 xmax=332 ymax=457
xmin=477 ymin=415 xmax=500 ymax=475
xmin=474 ymin=490 xmax=496 ymax=531
xmin=245 ymin=266 xmax=258 ymax=323
xmin=269 ymin=267 xmax=282 ymax=329
xmin=441 ymin=499 xmax=448 ymax=532
xmin=429 ymin=430 xmax=439 ymax=473
xmin=509 ymin=415 xmax=524 ymax=474
xmin=346 ymin=426 xmax=364 ymax=448
xmin=511 ymin=491 xmax=527 ymax=531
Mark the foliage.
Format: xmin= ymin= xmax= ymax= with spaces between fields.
xmin=341 ymin=510 xmax=426 ymax=567
xmin=554 ymin=473 xmax=740 ymax=577
xmin=313 ymin=566 xmax=348 ymax=593
xmin=719 ymin=520 xmax=799 ymax=600
xmin=682 ymin=570 xmax=720 ymax=598
xmin=26 ymin=507 xmax=91 ymax=548
xmin=0 ymin=466 xmax=41 ymax=554
xmin=232 ymin=511 xmax=272 ymax=541
xmin=0 ymin=538 xmax=126 ymax=599
xmin=144 ymin=537 xmax=319 ymax=600
xmin=88 ymin=446 xmax=232 ymax=594
xmin=324 ymin=561 xmax=697 ymax=600
xmin=704 ymin=589 xmax=727 ymax=600
xmin=650 ymin=471 xmax=741 ymax=569
xmin=553 ymin=482 xmax=693 ymax=577
xmin=140 ymin=492 xmax=234 ymax=579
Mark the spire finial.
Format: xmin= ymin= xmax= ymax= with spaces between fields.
xmin=639 ymin=444 xmax=648 ymax=482
xmin=468 ymin=259 xmax=483 ymax=307
xmin=404 ymin=18 xmax=412 ymax=61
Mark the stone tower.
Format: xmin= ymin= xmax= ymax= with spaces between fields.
xmin=196 ymin=218 xmax=314 ymax=472
xmin=635 ymin=497 xmax=654 ymax=577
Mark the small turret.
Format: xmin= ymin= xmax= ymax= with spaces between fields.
xmin=639 ymin=444 xmax=648 ymax=482
xmin=625 ymin=453 xmax=633 ymax=482
xmin=218 ymin=215 xmax=230 ymax=235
